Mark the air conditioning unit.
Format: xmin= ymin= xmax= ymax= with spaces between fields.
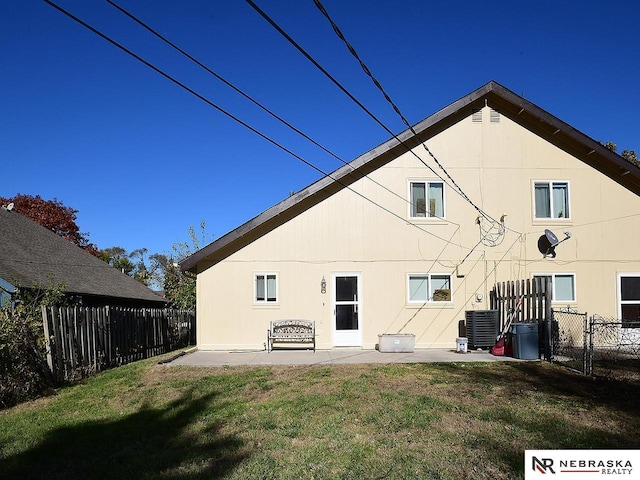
xmin=465 ymin=310 xmax=499 ymax=349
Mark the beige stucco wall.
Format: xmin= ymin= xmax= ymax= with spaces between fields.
xmin=196 ymin=106 xmax=640 ymax=350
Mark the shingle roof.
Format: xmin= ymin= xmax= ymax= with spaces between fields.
xmin=0 ymin=207 xmax=165 ymax=304
xmin=180 ymin=80 xmax=640 ymax=273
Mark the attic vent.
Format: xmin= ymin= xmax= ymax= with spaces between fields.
xmin=472 ymin=109 xmax=482 ymax=123
xmin=490 ymin=108 xmax=500 ymax=123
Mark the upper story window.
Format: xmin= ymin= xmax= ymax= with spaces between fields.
xmin=255 ymin=273 xmax=277 ymax=303
xmin=409 ymin=181 xmax=444 ymax=219
xmin=408 ymin=273 xmax=452 ymax=303
xmin=534 ymin=181 xmax=570 ymax=219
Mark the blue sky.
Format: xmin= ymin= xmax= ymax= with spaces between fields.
xmin=2 ymin=0 xmax=638 ymax=260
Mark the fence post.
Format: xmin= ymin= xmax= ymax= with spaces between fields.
xmin=582 ymin=312 xmax=588 ymax=376
xmin=162 ymin=309 xmax=170 ymax=353
xmin=41 ymin=305 xmax=56 ymax=380
xmin=142 ymin=308 xmax=149 ymax=359
xmin=543 ymin=277 xmax=552 ymax=361
xmin=190 ymin=310 xmax=196 ymax=345
xmin=588 ymin=315 xmax=595 ymax=376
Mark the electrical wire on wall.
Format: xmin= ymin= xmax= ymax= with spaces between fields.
xmin=45 ymin=0 xmax=525 ymax=329
xmin=246 ymin=0 xmax=515 ymax=292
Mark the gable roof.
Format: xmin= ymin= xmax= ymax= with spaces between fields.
xmin=0 ymin=207 xmax=165 ymax=305
xmin=181 ymin=80 xmax=640 ymax=273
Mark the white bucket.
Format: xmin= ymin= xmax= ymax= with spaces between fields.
xmin=456 ymin=337 xmax=468 ymax=353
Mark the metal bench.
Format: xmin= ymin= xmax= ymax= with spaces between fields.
xmin=267 ymin=320 xmax=315 ymax=352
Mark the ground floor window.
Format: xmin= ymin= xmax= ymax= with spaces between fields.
xmin=619 ymin=274 xmax=640 ymax=328
xmin=408 ymin=274 xmax=451 ymax=302
xmin=255 ymin=273 xmax=277 ymax=303
xmin=533 ymin=273 xmax=575 ymax=302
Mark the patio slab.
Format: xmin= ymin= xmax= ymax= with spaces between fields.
xmin=166 ymin=348 xmax=530 ymax=367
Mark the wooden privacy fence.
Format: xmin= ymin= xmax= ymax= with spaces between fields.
xmin=490 ymin=277 xmax=553 ymax=359
xmin=41 ymin=306 xmax=195 ymax=383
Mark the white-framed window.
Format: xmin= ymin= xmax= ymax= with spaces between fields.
xmin=533 ymin=273 xmax=576 ymax=302
xmin=534 ymin=181 xmax=570 ymax=219
xmin=408 ymin=273 xmax=452 ymax=303
xmin=409 ymin=180 xmax=444 ymax=219
xmin=255 ymin=273 xmax=278 ymax=303
xmin=618 ymin=274 xmax=640 ymax=328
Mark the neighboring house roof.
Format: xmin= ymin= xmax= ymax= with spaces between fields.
xmin=181 ymin=80 xmax=640 ymax=273
xmin=0 ymin=207 xmax=165 ymax=305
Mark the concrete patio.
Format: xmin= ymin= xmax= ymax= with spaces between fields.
xmin=166 ymin=348 xmax=530 ymax=367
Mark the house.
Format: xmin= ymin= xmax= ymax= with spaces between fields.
xmin=180 ymin=81 xmax=640 ymax=351
xmin=0 ymin=206 xmax=165 ymax=308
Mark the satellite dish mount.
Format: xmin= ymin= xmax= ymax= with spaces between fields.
xmin=538 ymin=229 xmax=572 ymax=258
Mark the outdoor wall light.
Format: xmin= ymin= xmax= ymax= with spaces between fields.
xmin=321 ymin=276 xmax=326 ymax=294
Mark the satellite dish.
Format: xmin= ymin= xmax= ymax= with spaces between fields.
xmin=6 ymin=203 xmax=13 ymax=211
xmin=537 ymin=229 xmax=572 ymax=258
xmin=545 ymin=229 xmax=558 ymax=245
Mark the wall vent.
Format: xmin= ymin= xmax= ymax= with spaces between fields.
xmin=490 ymin=108 xmax=500 ymax=123
xmin=472 ymin=109 xmax=482 ymax=123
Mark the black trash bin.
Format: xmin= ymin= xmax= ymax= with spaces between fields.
xmin=510 ymin=322 xmax=539 ymax=360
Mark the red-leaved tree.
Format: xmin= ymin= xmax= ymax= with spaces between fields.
xmin=0 ymin=194 xmax=99 ymax=256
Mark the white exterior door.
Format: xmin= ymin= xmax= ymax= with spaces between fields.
xmin=333 ymin=273 xmax=362 ymax=347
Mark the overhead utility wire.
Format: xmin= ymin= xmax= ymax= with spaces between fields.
xmin=244 ymin=2 xmax=454 ymax=190
xmin=43 ymin=0 xmax=467 ymax=249
xmin=310 ymin=0 xmax=521 ymax=308
xmin=307 ymin=0 xmax=506 ymax=272
xmin=311 ymin=0 xmax=519 ymax=248
xmin=105 ymin=0 xmax=452 ymax=226
xmin=312 ymin=0 xmax=489 ymax=221
xmin=246 ymin=0 xmax=500 ymax=226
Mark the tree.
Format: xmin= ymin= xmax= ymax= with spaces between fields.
xmin=603 ymin=142 xmax=639 ymax=167
xmin=129 ymin=248 xmax=168 ymax=288
xmin=163 ymin=221 xmax=212 ymax=310
xmin=0 ymin=194 xmax=98 ymax=256
xmin=99 ymin=247 xmax=136 ymax=276
xmin=163 ymin=261 xmax=195 ymax=310
xmin=98 ymin=246 xmax=165 ymax=289
xmin=622 ymin=150 xmax=638 ymax=166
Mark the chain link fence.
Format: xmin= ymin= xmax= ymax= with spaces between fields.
xmin=589 ymin=316 xmax=640 ymax=381
xmin=551 ymin=309 xmax=588 ymax=374
xmin=551 ymin=309 xmax=640 ymax=380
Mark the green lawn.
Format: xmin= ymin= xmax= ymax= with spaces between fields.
xmin=1 ymin=354 xmax=638 ymax=479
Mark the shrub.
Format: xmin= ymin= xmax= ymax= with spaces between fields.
xmin=0 ymin=280 xmax=67 ymax=409
xmin=0 ymin=308 xmax=53 ymax=408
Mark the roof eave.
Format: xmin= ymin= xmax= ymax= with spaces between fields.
xmin=180 ymin=80 xmax=640 ymax=272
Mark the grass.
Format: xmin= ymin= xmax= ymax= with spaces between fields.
xmin=1 ymin=355 xmax=639 ymax=479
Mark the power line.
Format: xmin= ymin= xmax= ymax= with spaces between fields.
xmin=247 ymin=0 xmax=509 ymax=275
xmin=104 ymin=0 xmax=454 ymax=226
xmin=312 ymin=0 xmax=484 ymax=217
xmin=246 ymin=0 xmax=514 ymax=275
xmin=42 ymin=0 xmax=471 ymax=250
xmin=246 ymin=0 xmax=505 ymax=229
xmin=244 ymin=2 xmax=454 ymax=188
xmin=312 ymin=0 xmax=525 ymax=244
